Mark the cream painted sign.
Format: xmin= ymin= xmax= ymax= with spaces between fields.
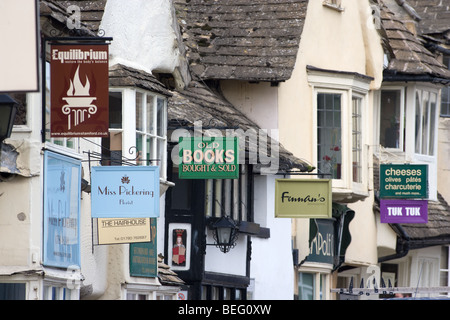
xmin=97 ymin=218 xmax=151 ymax=245
xmin=275 ymin=179 xmax=332 ymax=218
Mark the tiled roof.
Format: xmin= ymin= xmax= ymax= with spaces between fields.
xmin=40 ymin=0 xmax=106 ymax=35
xmin=408 ymin=0 xmax=450 ymax=38
xmin=168 ymin=81 xmax=312 ymax=172
xmin=173 ymin=0 xmax=308 ymax=82
xmin=379 ymin=1 xmax=450 ymax=81
xmin=109 ymin=64 xmax=172 ymax=97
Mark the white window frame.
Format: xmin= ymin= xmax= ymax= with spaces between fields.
xmin=308 ymin=69 xmax=371 ymax=200
xmin=375 ymin=86 xmax=406 ymax=152
xmin=108 ymin=87 xmax=168 ymax=180
xmin=298 ymin=264 xmax=332 ymax=300
xmin=376 ymin=83 xmax=440 ymax=201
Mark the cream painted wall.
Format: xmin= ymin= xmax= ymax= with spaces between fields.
xmin=277 ymin=0 xmax=384 ymax=266
xmin=438 ymin=118 xmax=450 ymax=203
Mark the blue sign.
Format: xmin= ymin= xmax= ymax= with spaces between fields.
xmin=91 ymin=166 xmax=160 ymax=218
xmin=43 ymin=151 xmax=81 ymax=268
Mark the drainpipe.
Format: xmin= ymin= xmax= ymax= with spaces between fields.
xmin=378 ymin=224 xmax=410 ymax=263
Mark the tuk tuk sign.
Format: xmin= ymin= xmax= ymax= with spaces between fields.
xmin=379 ymin=164 xmax=428 ymax=199
xmin=275 ymin=179 xmax=332 ymax=218
xmin=178 ymin=137 xmax=239 ymax=179
xmin=91 ymin=166 xmax=160 ymax=218
xmin=380 ymin=199 xmax=428 ymax=224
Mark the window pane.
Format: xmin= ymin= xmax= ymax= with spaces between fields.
xmin=317 ymin=93 xmax=341 ymax=179
xmin=136 ymin=92 xmax=144 ymax=132
xmin=157 ymin=97 xmax=165 ymax=137
xmin=441 ymin=55 xmax=450 ymax=116
xmin=421 ymin=92 xmax=429 ymax=155
xmin=352 ymin=97 xmax=362 ymax=183
xmin=429 ymin=93 xmax=437 ymax=155
xmin=415 ymin=92 xmax=421 ymax=153
xmin=109 ymin=92 xmax=122 ymax=129
xmin=380 ymin=90 xmax=401 ymax=148
xmin=298 ymin=273 xmax=314 ymax=300
xmin=147 ymin=95 xmax=155 ymax=134
xmin=0 ymin=283 xmax=26 ymax=300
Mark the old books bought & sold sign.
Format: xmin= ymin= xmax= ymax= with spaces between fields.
xmin=379 ymin=164 xmax=428 ymax=224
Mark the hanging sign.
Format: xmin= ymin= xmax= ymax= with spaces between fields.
xmin=178 ymin=137 xmax=239 ymax=179
xmin=96 ymin=218 xmax=152 ymax=245
xmin=91 ymin=166 xmax=160 ymax=218
xmin=379 ymin=164 xmax=428 ymax=199
xmin=50 ymin=43 xmax=109 ymax=137
xmin=308 ymin=219 xmax=335 ymax=265
xmin=275 ymin=179 xmax=332 ymax=218
xmin=129 ymin=218 xmax=158 ymax=277
xmin=380 ymin=199 xmax=428 ymax=224
xmin=43 ymin=151 xmax=81 ymax=268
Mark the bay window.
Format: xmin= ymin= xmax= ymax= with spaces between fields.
xmin=102 ymin=88 xmax=167 ymax=180
xmin=308 ymin=66 xmax=372 ymax=200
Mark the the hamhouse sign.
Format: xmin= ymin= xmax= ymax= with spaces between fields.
xmin=91 ymin=166 xmax=160 ymax=218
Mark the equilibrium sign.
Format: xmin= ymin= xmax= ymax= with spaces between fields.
xmin=50 ymin=43 xmax=109 ymax=137
xmin=379 ymin=164 xmax=428 ymax=199
xmin=91 ymin=166 xmax=160 ymax=218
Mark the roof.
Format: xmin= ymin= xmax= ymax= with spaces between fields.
xmin=379 ymin=0 xmax=450 ymax=82
xmin=173 ymin=0 xmax=309 ymax=82
xmin=408 ymin=0 xmax=450 ymax=39
xmin=168 ymin=81 xmax=311 ymax=172
xmin=40 ymin=0 xmax=106 ymax=36
xmin=158 ymin=255 xmax=184 ymax=286
xmin=373 ymin=155 xmax=450 ymax=246
xmin=109 ymin=64 xmax=172 ymax=97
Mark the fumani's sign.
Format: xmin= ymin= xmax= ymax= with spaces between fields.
xmin=275 ymin=179 xmax=332 ymax=219
xmin=50 ymin=43 xmax=109 ymax=137
xmin=379 ymin=164 xmax=428 ymax=199
xmin=178 ymin=137 xmax=239 ymax=179
xmin=91 ymin=166 xmax=160 ymax=218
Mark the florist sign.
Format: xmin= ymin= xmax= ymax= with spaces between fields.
xmin=275 ymin=179 xmax=332 ymax=219
xmin=91 ymin=166 xmax=160 ymax=218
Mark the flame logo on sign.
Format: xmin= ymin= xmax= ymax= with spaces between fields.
xmin=62 ymin=65 xmax=97 ymax=130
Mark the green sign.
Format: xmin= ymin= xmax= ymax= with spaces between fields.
xmin=308 ymin=219 xmax=334 ymax=265
xmin=379 ymin=164 xmax=428 ymax=199
xmin=178 ymin=137 xmax=239 ymax=179
xmin=275 ymin=179 xmax=332 ymax=218
xmin=129 ymin=218 xmax=157 ymax=277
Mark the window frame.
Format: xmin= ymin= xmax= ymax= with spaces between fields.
xmin=308 ymin=68 xmax=371 ymax=198
xmin=105 ymin=87 xmax=168 ymax=180
xmin=440 ymin=54 xmax=450 ymax=117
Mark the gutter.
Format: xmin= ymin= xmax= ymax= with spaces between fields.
xmin=378 ymin=224 xmax=410 ymax=263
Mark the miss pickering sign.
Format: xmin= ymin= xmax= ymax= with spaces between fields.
xmin=50 ymin=44 xmax=109 ymax=137
xmin=91 ymin=166 xmax=160 ymax=219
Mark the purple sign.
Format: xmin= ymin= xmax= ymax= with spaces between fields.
xmin=380 ymin=199 xmax=428 ymax=224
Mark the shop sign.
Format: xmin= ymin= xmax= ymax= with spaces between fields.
xmin=43 ymin=151 xmax=81 ymax=268
xmin=1 ymin=0 xmax=39 ymax=92
xmin=91 ymin=166 xmax=160 ymax=218
xmin=96 ymin=218 xmax=151 ymax=245
xmin=308 ymin=219 xmax=334 ymax=265
xmin=379 ymin=164 xmax=428 ymax=199
xmin=178 ymin=137 xmax=239 ymax=179
xmin=275 ymin=179 xmax=332 ymax=218
xmin=50 ymin=43 xmax=109 ymax=137
xmin=129 ymin=218 xmax=158 ymax=277
xmin=380 ymin=199 xmax=428 ymax=224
